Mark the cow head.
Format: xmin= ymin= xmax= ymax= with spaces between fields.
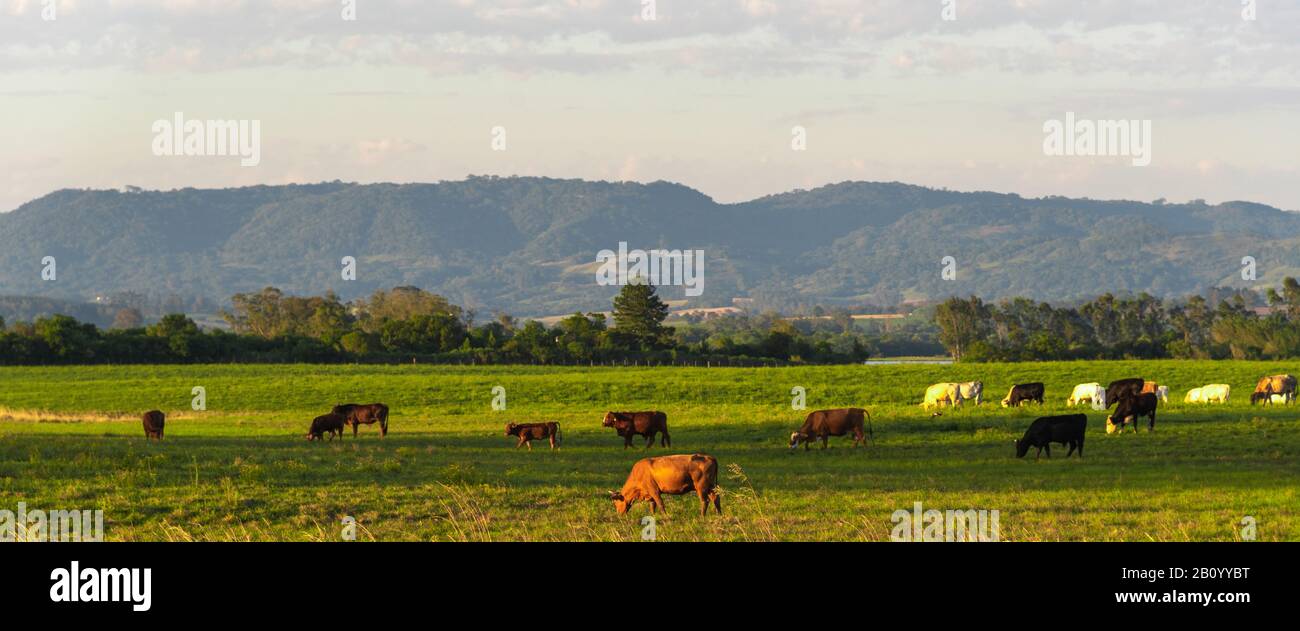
xmin=504 ymin=422 xmax=517 ymax=436
xmin=306 ymin=432 xmax=317 ymax=441
xmin=789 ymin=432 xmax=808 ymax=449
xmin=1014 ymin=438 xmax=1029 ymax=458
xmin=601 ymin=412 xmax=618 ymax=427
xmin=608 ymin=491 xmax=630 ymax=515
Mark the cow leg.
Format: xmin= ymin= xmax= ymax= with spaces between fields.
xmin=661 ymin=429 xmax=670 ymax=447
xmin=1034 ymin=446 xmax=1043 ymax=460
xmin=645 ymin=433 xmax=654 ymax=449
xmin=549 ymin=435 xmax=557 ymax=450
xmin=352 ymin=422 xmax=359 ymax=438
xmin=1065 ymin=442 xmax=1075 ymax=457
xmin=1148 ymin=412 xmax=1156 ymax=432
xmin=624 ymin=434 xmax=632 ymax=449
xmin=698 ymin=489 xmax=708 ymax=516
xmin=821 ymin=435 xmax=829 ymax=450
xmin=650 ymin=490 xmax=665 ymax=514
xmin=711 ymin=490 xmax=722 ymax=515
xmin=1044 ymin=444 xmax=1051 ymax=458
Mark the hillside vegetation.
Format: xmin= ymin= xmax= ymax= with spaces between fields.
xmin=3 ymin=178 xmax=1297 ymax=315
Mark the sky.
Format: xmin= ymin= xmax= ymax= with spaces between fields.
xmin=1 ymin=0 xmax=1297 ymax=212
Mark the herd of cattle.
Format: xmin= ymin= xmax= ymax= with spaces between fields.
xmin=127 ymin=373 xmax=1295 ymax=516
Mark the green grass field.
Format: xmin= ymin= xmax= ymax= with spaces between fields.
xmin=1 ymin=361 xmax=1297 ymax=541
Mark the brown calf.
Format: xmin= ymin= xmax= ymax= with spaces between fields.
xmin=609 ymin=454 xmax=720 ymax=516
xmin=602 ymin=411 xmax=670 ymax=449
xmin=307 ymin=413 xmax=347 ymax=441
xmin=142 ymin=410 xmax=165 ymax=441
xmin=505 ymin=422 xmax=562 ymax=450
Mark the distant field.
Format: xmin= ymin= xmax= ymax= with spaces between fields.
xmin=1 ymin=361 xmax=1297 ymax=541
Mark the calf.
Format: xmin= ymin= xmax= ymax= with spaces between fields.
xmin=609 ymin=454 xmax=720 ymax=516
xmin=307 ymin=412 xmax=347 ymax=441
xmin=333 ymin=403 xmax=389 ymax=438
xmin=789 ymin=408 xmax=872 ymax=451
xmin=1104 ymin=378 xmax=1143 ymax=408
xmin=141 ymin=410 xmax=165 ymax=441
xmin=505 ymin=421 xmax=562 ymax=450
xmin=1015 ymin=414 xmax=1086 ymax=459
xmin=1002 ymin=382 xmax=1045 ymax=407
xmin=602 ymin=411 xmax=670 ymax=449
xmin=1107 ymin=392 xmax=1158 ymax=433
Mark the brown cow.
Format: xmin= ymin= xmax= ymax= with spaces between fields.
xmin=333 ymin=403 xmax=389 ymax=438
xmin=142 ymin=410 xmax=165 ymax=441
xmin=1141 ymin=381 xmax=1160 ymax=395
xmin=609 ymin=454 xmax=720 ymax=516
xmin=505 ymin=422 xmax=562 ymax=450
xmin=307 ymin=413 xmax=347 ymax=441
xmin=602 ymin=411 xmax=670 ymax=449
xmin=1251 ymin=374 xmax=1297 ymax=405
xmin=789 ymin=408 xmax=872 ymax=451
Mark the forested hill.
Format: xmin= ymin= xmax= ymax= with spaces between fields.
xmin=2 ymin=177 xmax=1297 ymax=316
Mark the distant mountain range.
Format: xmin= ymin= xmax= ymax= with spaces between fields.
xmin=1 ymin=177 xmax=1297 ymax=318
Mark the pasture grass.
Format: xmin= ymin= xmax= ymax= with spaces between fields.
xmin=0 ymin=361 xmax=1297 ymax=541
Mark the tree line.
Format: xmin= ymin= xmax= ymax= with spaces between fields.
xmin=0 ymin=284 xmax=916 ymax=365
xmin=934 ymin=279 xmax=1300 ymax=361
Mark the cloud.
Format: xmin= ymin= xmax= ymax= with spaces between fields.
xmin=1 ymin=0 xmax=1296 ymax=77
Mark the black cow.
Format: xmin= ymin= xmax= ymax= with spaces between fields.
xmin=789 ymin=408 xmax=872 ymax=451
xmin=142 ymin=410 xmax=165 ymax=441
xmin=332 ymin=403 xmax=389 ymax=438
xmin=1107 ymin=392 xmax=1158 ymax=433
xmin=1016 ymin=414 xmax=1086 ymax=459
xmin=505 ymin=421 xmax=562 ymax=450
xmin=1002 ymin=383 xmax=1045 ymax=407
xmin=1104 ymin=378 xmax=1144 ymax=408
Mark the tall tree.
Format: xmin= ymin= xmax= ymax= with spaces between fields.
xmin=934 ymin=296 xmax=990 ymax=361
xmin=611 ymin=281 xmax=672 ymax=350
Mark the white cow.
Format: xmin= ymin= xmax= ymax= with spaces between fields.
xmin=1201 ymin=384 xmax=1230 ymax=404
xmin=958 ymin=381 xmax=983 ymax=405
xmin=1186 ymin=384 xmax=1230 ymax=404
xmin=1155 ymin=385 xmax=1169 ymax=403
xmin=922 ymin=383 xmax=965 ymax=410
xmin=1067 ymin=383 xmax=1106 ymax=410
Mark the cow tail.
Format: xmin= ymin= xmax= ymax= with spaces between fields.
xmin=379 ymin=405 xmax=389 ymax=436
xmin=865 ymin=409 xmax=874 ymax=443
xmin=555 ymin=422 xmax=562 ymax=444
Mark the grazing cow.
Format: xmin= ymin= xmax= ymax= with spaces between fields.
xmin=1104 ymin=378 xmax=1144 ymax=408
xmin=789 ymin=408 xmax=872 ymax=451
xmin=922 ymin=383 xmax=965 ymax=409
xmin=1155 ymin=385 xmax=1169 ymax=403
xmin=332 ymin=403 xmax=389 ymax=438
xmin=1186 ymin=385 xmax=1230 ymax=405
xmin=505 ymin=421 xmax=562 ymax=450
xmin=1107 ymin=392 xmax=1157 ymax=433
xmin=1015 ymin=414 xmax=1087 ymax=459
xmin=141 ymin=410 xmax=165 ymax=441
xmin=958 ymin=381 xmax=984 ymax=405
xmin=1002 ymin=383 xmax=1045 ymax=407
xmin=1252 ymin=374 xmax=1297 ymax=405
xmin=1067 ymin=383 xmax=1106 ymax=409
xmin=603 ymin=411 xmax=670 ymax=449
xmin=609 ymin=454 xmax=720 ymax=516
xmin=306 ymin=412 xmax=347 ymax=441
